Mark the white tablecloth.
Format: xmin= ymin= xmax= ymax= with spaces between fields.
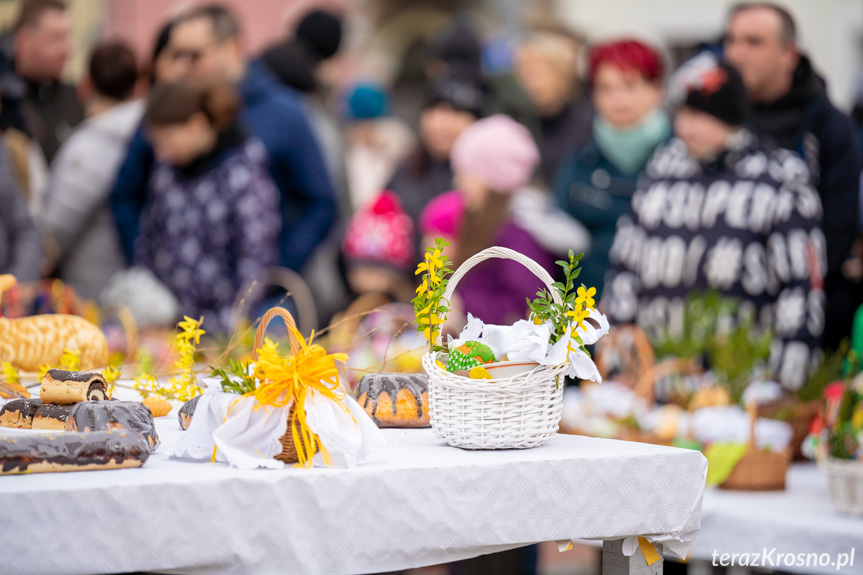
xmin=1 ymin=417 xmax=706 ymax=575
xmin=689 ymin=463 xmax=863 ymax=575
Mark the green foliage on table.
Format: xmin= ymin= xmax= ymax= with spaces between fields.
xmin=210 ymin=359 xmax=257 ymax=395
xmin=797 ymin=341 xmax=849 ymax=403
xmin=653 ymin=292 xmax=735 ymax=361
xmin=135 ymin=351 xmax=155 ymax=377
xmin=653 ymin=292 xmax=772 ymax=403
xmin=828 ymin=369 xmax=862 ymax=459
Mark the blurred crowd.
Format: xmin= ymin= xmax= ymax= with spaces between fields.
xmin=1 ymin=0 xmax=862 ymax=393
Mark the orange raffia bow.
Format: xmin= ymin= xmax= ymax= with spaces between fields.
xmin=246 ymin=326 xmax=349 ymax=467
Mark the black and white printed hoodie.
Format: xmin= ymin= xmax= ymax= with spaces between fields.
xmin=604 ymin=131 xmax=826 ymax=391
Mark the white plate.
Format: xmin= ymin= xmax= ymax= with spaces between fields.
xmin=483 ymin=361 xmax=541 ymax=378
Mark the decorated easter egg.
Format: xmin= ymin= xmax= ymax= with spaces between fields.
xmin=446 ymin=341 xmax=496 ymax=373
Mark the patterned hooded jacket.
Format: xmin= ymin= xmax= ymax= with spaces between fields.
xmin=604 ymin=132 xmax=825 ymax=390
xmin=135 ymin=138 xmax=280 ymax=331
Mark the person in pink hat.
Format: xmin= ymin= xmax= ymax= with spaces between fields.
xmin=430 ymin=114 xmax=558 ymax=327
xmin=342 ymin=189 xmax=415 ymax=302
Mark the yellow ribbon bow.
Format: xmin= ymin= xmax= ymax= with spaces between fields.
xmin=246 ymin=327 xmax=349 ymax=467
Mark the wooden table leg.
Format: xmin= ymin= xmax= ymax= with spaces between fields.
xmin=603 ymin=539 xmax=664 ymax=575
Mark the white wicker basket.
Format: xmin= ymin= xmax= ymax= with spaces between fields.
xmin=423 ymin=246 xmax=568 ymax=450
xmin=825 ymin=457 xmax=863 ymax=516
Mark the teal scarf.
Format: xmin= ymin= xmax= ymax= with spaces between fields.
xmin=593 ymin=110 xmax=671 ymax=176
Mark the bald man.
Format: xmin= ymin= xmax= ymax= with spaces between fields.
xmin=725 ymin=2 xmax=862 ymax=349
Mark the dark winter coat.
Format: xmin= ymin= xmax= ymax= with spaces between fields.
xmin=749 ymin=56 xmax=860 ymax=278
xmin=110 ymin=60 xmax=336 ymax=272
xmin=554 ymin=138 xmax=643 ymax=294
xmin=748 ymin=56 xmax=862 ymax=348
xmin=0 ymin=144 xmax=40 ymax=282
xmin=536 ymin=99 xmax=592 ymax=187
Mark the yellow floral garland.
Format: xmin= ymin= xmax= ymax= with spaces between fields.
xmin=39 ymin=348 xmax=81 ymax=381
xmin=133 ymin=316 xmax=205 ymax=402
xmin=412 ymin=238 xmax=453 ymax=350
xmin=2 ymin=361 xmax=20 ymax=384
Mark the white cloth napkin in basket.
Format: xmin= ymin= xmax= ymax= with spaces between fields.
xmin=448 ymin=310 xmax=610 ymax=382
xmin=168 ymin=378 xmax=383 ymax=469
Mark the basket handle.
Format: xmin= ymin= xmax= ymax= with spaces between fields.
xmin=633 ymin=357 xmax=702 ymax=400
xmin=746 ymin=401 xmax=758 ymax=453
xmin=437 ymin=246 xmax=561 ymax=346
xmin=253 ymin=307 xmax=301 ymax=360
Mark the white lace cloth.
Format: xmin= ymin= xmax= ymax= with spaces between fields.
xmin=2 ymin=422 xmax=707 ymax=574
xmin=168 ymin=378 xmax=383 ymax=469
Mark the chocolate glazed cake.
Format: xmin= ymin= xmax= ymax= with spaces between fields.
xmin=178 ymin=395 xmax=201 ymax=430
xmin=0 ymin=398 xmax=42 ymax=428
xmin=40 ymin=369 xmax=108 ymax=404
xmin=355 ymin=373 xmax=430 ymax=428
xmin=66 ymin=401 xmax=160 ymax=451
xmin=0 ymin=431 xmax=149 ymax=474
xmin=32 ymin=404 xmax=73 ymax=430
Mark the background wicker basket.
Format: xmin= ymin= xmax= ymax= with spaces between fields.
xmin=423 ymin=246 xmax=569 ymax=450
xmin=721 ymin=403 xmax=791 ymax=491
xmin=252 ymin=307 xmax=302 ymax=464
xmin=759 ymin=396 xmax=820 ymax=461
xmin=825 ymin=457 xmax=863 ymax=515
xmin=566 ymin=351 xmax=701 ymax=446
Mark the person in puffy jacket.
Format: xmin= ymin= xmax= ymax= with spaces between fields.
xmin=604 ymin=55 xmax=825 ymax=391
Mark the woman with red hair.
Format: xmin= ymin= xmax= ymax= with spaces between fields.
xmin=554 ymin=39 xmax=669 ymax=294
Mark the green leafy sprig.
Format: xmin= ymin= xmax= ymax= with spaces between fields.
xmin=526 ymin=250 xmax=588 ymax=351
xmin=210 ymin=359 xmax=257 ymax=395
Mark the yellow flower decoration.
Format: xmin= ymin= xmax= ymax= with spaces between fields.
xmin=132 ymin=316 xmax=206 ymax=402
xmin=2 ymin=362 xmax=20 ymax=384
xmin=104 ymin=365 xmax=121 ymax=397
xmin=413 ymin=238 xmax=453 ymax=351
xmin=178 ymin=315 xmax=206 ymax=344
xmin=60 ymin=348 xmax=81 ymax=371
xmin=566 ymin=306 xmax=590 ymax=332
xmin=249 ymin=327 xmax=349 ymax=467
xmin=576 ymin=286 xmax=597 ymax=310
xmin=133 ymin=373 xmax=159 ymax=398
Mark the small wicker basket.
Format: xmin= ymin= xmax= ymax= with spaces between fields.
xmin=252 ymin=307 xmax=302 ymax=464
xmin=565 ymin=348 xmax=701 ymax=446
xmin=759 ymin=397 xmax=820 ymax=461
xmin=825 ymin=457 xmax=863 ymax=516
xmin=721 ymin=403 xmax=791 ymax=491
xmin=423 ymin=247 xmax=569 ymax=450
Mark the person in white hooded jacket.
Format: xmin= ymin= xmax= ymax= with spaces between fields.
xmin=39 ymin=41 xmax=142 ymax=302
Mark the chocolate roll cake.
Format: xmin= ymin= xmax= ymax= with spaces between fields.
xmin=355 ymin=373 xmax=430 ymax=428
xmin=66 ymin=401 xmax=159 ymax=451
xmin=31 ymin=404 xmax=73 ymax=430
xmin=0 ymin=430 xmax=149 ymax=475
xmin=40 ymin=369 xmax=108 ymax=404
xmin=178 ymin=395 xmax=201 ymax=431
xmin=0 ymin=398 xmax=42 ymax=428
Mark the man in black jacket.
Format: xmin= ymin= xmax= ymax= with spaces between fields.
xmin=725 ymin=2 xmax=862 ymax=348
xmin=11 ymin=0 xmax=83 ymax=163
